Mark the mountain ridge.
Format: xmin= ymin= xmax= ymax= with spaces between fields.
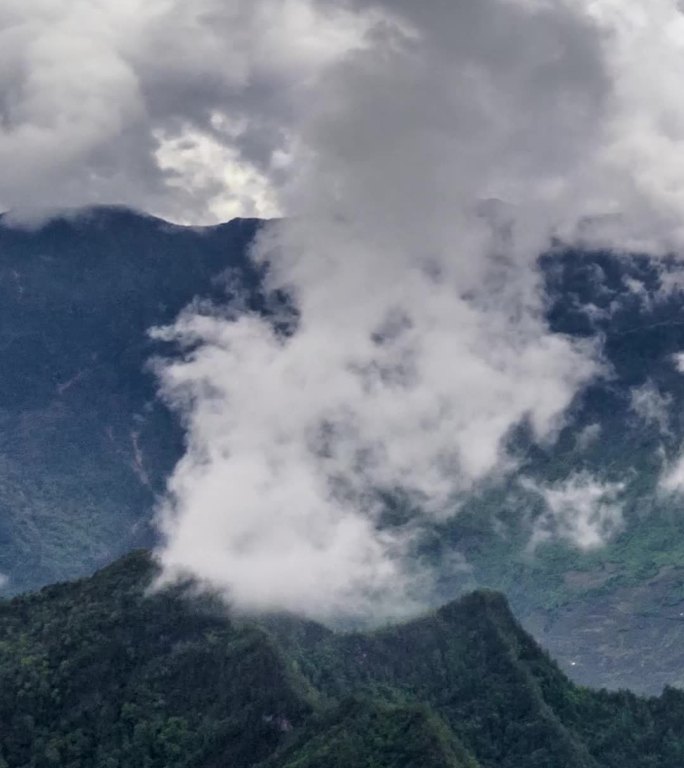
xmin=2 ymin=550 xmax=684 ymax=767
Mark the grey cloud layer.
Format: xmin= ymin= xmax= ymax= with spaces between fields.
xmin=0 ymin=0 xmax=368 ymax=222
xmin=6 ymin=0 xmax=684 ymax=235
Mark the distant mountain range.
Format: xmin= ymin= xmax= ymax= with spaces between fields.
xmin=1 ymin=550 xmax=684 ymax=768
xmin=2 ymin=206 xmax=684 ymax=693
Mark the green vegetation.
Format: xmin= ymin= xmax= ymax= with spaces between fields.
xmin=261 ymin=698 xmax=479 ymax=768
xmin=0 ymin=208 xmax=261 ymax=594
xmin=2 ymin=551 xmax=684 ymax=767
xmin=0 ymin=552 xmax=313 ymax=768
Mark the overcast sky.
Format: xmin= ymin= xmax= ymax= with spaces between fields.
xmin=9 ymin=0 xmax=684 ymax=620
xmin=4 ymin=0 xmax=684 ymax=231
xmin=1 ymin=0 xmax=370 ymax=222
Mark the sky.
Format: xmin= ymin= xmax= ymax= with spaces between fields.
xmin=8 ymin=0 xmax=684 ymax=620
xmin=4 ymin=0 xmax=684 ymax=233
xmin=1 ymin=0 xmax=369 ymax=223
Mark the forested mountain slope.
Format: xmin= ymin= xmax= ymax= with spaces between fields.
xmin=2 ymin=552 xmax=684 ymax=768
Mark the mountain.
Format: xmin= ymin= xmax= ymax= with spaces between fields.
xmin=3 ymin=207 xmax=684 ymax=692
xmin=2 ymin=550 xmax=684 ymax=768
xmin=0 ymin=207 xmax=261 ymax=593
xmin=435 ymin=249 xmax=684 ymax=693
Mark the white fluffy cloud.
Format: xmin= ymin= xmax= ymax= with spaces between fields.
xmin=630 ymin=380 xmax=673 ymax=434
xmin=156 ymin=0 xmax=684 ymax=620
xmin=525 ymin=473 xmax=625 ymax=550
xmin=659 ymin=448 xmax=684 ymax=494
xmin=154 ymin=0 xmax=614 ymax=620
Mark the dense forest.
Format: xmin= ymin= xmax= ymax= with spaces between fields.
xmin=1 ymin=551 xmax=684 ymax=767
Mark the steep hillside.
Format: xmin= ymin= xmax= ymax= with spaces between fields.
xmin=0 ymin=207 xmax=260 ymax=593
xmin=2 ymin=552 xmax=684 ymax=767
